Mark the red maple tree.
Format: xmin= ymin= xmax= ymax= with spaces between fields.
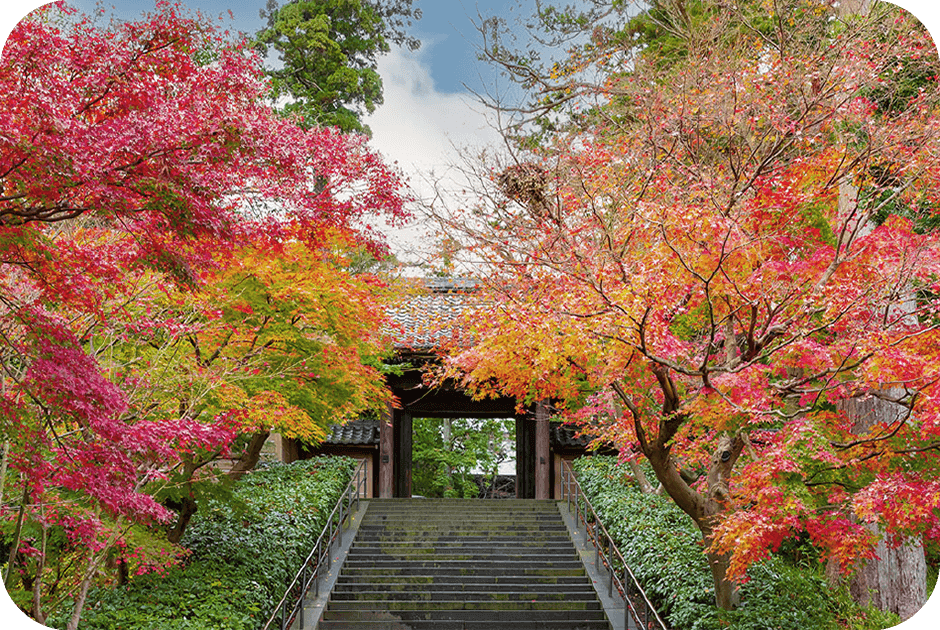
xmin=0 ymin=2 xmax=408 ymax=624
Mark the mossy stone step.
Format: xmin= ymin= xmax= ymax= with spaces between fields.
xmin=317 ymin=500 xmax=612 ymax=630
xmin=317 ymin=621 xmax=610 ymax=630
xmin=320 ymin=608 xmax=609 ymax=622
xmin=326 ymin=599 xmax=602 ymax=611
xmin=334 ymin=573 xmax=594 ymax=592
xmin=331 ymin=589 xmax=599 ymax=601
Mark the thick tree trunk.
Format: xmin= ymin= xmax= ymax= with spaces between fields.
xmin=830 ymin=527 xmax=927 ymax=621
xmin=826 ymin=0 xmax=926 ymax=615
xmin=228 ymin=430 xmax=270 ymax=481
xmin=831 ymin=392 xmax=927 ymax=620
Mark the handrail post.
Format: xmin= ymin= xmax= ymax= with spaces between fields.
xmin=624 ymin=590 xmax=629 ymax=630
xmin=594 ymin=520 xmax=599 ymax=570
xmin=608 ymin=541 xmax=614 ymax=598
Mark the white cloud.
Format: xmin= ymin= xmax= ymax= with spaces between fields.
xmin=364 ymin=44 xmax=503 ymax=266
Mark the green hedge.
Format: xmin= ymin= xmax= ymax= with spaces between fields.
xmin=49 ymin=456 xmax=356 ymax=630
xmin=572 ymin=456 xmax=901 ymax=630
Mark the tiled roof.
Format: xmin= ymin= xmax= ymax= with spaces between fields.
xmin=387 ymin=277 xmax=480 ymax=352
xmin=323 ymin=418 xmax=379 ymax=446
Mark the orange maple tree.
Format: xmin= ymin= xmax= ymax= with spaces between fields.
xmin=437 ymin=0 xmax=940 ymax=608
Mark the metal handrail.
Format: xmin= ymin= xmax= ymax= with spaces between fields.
xmin=260 ymin=458 xmax=368 ymax=630
xmin=560 ymin=460 xmax=669 ymax=630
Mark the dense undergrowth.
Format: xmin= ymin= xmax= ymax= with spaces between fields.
xmin=47 ymin=456 xmax=355 ymax=630
xmin=573 ymin=456 xmax=905 ymax=630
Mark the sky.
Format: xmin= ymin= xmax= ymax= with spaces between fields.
xmin=1 ymin=0 xmax=522 ymax=262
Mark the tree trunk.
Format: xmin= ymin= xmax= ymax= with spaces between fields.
xmin=165 ymin=457 xmax=199 ymax=544
xmin=166 ymin=496 xmax=198 ymax=545
xmin=832 ymin=526 xmax=927 ymax=621
xmin=31 ymin=521 xmax=47 ymax=625
xmin=4 ymin=484 xmax=29 ymax=590
xmin=704 ymin=542 xmax=742 ymax=610
xmin=645 ymin=434 xmax=743 ymax=609
xmin=824 ymin=0 xmax=923 ymax=605
xmin=627 ymin=458 xmax=657 ymax=494
xmin=66 ymin=554 xmax=102 ymax=630
xmin=66 ymin=519 xmax=124 ymax=630
xmin=830 ymin=392 xmax=927 ymax=620
xmin=228 ymin=430 xmax=270 ymax=481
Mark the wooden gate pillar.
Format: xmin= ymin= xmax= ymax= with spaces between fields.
xmin=535 ymin=400 xmax=551 ymax=500
xmin=379 ymin=404 xmax=394 ymax=498
xmin=515 ymin=412 xmax=534 ymax=499
xmin=379 ymin=406 xmax=413 ymax=498
xmin=394 ymin=411 xmax=413 ymax=498
xmin=516 ymin=402 xmax=551 ymax=499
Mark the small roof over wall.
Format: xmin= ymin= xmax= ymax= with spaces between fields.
xmin=319 ymin=417 xmax=589 ymax=450
xmin=322 ymin=418 xmax=380 ymax=446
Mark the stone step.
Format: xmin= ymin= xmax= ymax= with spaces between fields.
xmin=332 ymin=575 xmax=593 ymax=587
xmin=316 ymin=500 xmax=612 ymax=630
xmin=367 ymin=504 xmax=558 ymax=508
xmin=366 ymin=504 xmax=560 ymax=511
xmin=333 ymin=585 xmax=597 ymax=602
xmin=347 ymin=542 xmax=576 ymax=552
xmin=346 ymin=550 xmax=580 ymax=561
xmin=341 ymin=559 xmax=585 ymax=570
xmin=361 ymin=519 xmax=564 ymax=524
xmin=369 ymin=510 xmax=554 ymax=520
xmin=320 ymin=609 xmax=609 ymax=622
xmin=317 ymin=618 xmax=611 ymax=630
xmin=354 ymin=533 xmax=570 ymax=542
xmin=356 ymin=527 xmax=568 ymax=534
xmin=364 ymin=507 xmax=560 ymax=512
xmin=339 ymin=568 xmax=587 ymax=579
xmin=326 ymin=599 xmax=603 ymax=612
xmin=358 ymin=521 xmax=565 ymax=528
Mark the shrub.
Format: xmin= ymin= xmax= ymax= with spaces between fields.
xmin=46 ymin=456 xmax=355 ymax=630
xmin=572 ymin=456 xmax=902 ymax=630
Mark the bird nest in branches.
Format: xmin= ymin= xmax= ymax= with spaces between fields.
xmin=497 ymin=163 xmax=558 ymax=222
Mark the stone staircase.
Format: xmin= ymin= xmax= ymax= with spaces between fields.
xmin=316 ymin=499 xmax=612 ymax=629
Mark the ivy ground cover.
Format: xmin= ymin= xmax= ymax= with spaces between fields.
xmin=44 ymin=456 xmax=355 ymax=630
xmin=573 ymin=456 xmax=913 ymax=630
